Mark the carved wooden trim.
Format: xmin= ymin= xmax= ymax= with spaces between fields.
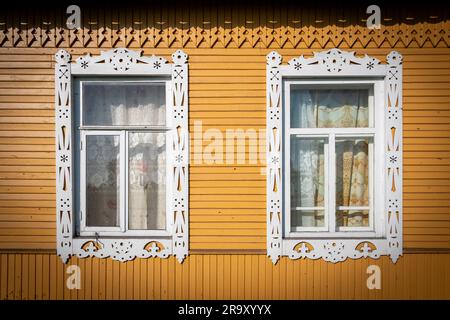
xmin=266 ymin=49 xmax=403 ymax=264
xmin=55 ymin=48 xmax=189 ymax=263
xmin=2 ymin=6 xmax=449 ymax=49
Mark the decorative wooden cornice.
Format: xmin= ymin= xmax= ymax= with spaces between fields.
xmin=0 ymin=5 xmax=449 ymax=49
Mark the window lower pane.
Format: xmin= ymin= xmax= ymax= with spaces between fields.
xmin=336 ymin=210 xmax=370 ymax=228
xmin=128 ymin=132 xmax=166 ymax=230
xmin=290 ymin=137 xmax=326 ymax=228
xmin=86 ymin=135 xmax=120 ymax=227
xmin=336 ymin=137 xmax=370 ymax=228
xmin=291 ymin=210 xmax=325 ymax=228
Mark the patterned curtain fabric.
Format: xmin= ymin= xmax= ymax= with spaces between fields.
xmin=291 ymin=89 xmax=369 ymax=228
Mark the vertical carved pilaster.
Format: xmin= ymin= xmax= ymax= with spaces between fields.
xmin=266 ymin=51 xmax=283 ymax=264
xmin=55 ymin=49 xmax=73 ymax=263
xmin=385 ymin=51 xmax=403 ymax=263
xmin=171 ymin=50 xmax=189 ymax=263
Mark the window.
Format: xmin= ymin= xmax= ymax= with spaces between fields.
xmin=55 ymin=48 xmax=189 ymax=263
xmin=285 ymin=81 xmax=384 ymax=238
xmin=76 ymin=81 xmax=171 ymax=237
xmin=266 ymin=49 xmax=403 ymax=263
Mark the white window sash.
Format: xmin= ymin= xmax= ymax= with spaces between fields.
xmin=284 ymin=79 xmax=383 ymax=238
xmin=80 ymin=130 xmax=125 ymax=234
xmin=78 ymin=79 xmax=173 ymax=238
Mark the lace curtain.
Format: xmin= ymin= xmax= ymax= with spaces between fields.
xmin=290 ymin=89 xmax=370 ymax=228
xmin=83 ymin=83 xmax=166 ymax=126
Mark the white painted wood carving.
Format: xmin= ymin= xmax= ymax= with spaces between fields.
xmin=266 ymin=49 xmax=403 ymax=264
xmin=55 ymin=48 xmax=189 ymax=263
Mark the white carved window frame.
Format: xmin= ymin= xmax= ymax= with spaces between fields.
xmin=266 ymin=49 xmax=403 ymax=264
xmin=55 ymin=48 xmax=189 ymax=263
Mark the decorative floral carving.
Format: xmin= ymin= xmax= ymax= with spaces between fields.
xmin=269 ymin=199 xmax=280 ymax=211
xmin=109 ymin=48 xmax=134 ymax=71
xmin=111 ymin=241 xmax=134 ymax=262
xmin=153 ymin=61 xmax=161 ymax=69
xmin=55 ymin=49 xmax=70 ymax=64
xmin=172 ymin=49 xmax=188 ymax=65
xmin=292 ymin=60 xmax=302 ymax=70
xmin=287 ymin=49 xmax=382 ymax=74
xmin=269 ymin=108 xmax=280 ymax=121
xmin=266 ymin=51 xmax=282 ymax=68
xmin=323 ymin=49 xmax=347 ymax=72
xmin=142 ymin=241 xmax=169 ymax=258
xmin=366 ymin=58 xmax=380 ymax=70
xmin=323 ymin=241 xmax=346 ymax=262
xmin=387 ymin=51 xmax=403 ymax=65
xmin=355 ymin=242 xmax=378 ymax=258
xmin=74 ymin=49 xmax=169 ymax=73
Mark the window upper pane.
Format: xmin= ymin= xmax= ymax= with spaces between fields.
xmin=82 ymin=82 xmax=166 ymax=126
xmin=85 ymin=135 xmax=120 ymax=227
xmin=290 ymin=88 xmax=370 ymax=128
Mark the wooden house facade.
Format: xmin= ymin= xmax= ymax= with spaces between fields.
xmin=0 ymin=2 xmax=449 ymax=299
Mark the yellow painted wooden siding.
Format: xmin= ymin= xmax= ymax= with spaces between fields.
xmin=0 ymin=253 xmax=449 ymax=300
xmin=1 ymin=46 xmax=450 ymax=251
xmin=0 ymin=5 xmax=449 ymax=301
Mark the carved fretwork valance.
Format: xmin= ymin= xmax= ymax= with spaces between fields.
xmin=1 ymin=5 xmax=449 ymax=49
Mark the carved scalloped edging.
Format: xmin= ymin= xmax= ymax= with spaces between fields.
xmin=73 ymin=239 xmax=172 ymax=262
xmin=284 ymin=240 xmax=382 ymax=263
xmin=266 ymin=48 xmax=403 ymax=264
xmin=73 ymin=48 xmax=171 ymax=74
xmin=76 ymin=48 xmax=167 ymax=71
xmin=55 ymin=48 xmax=189 ymax=263
xmin=286 ymin=49 xmax=384 ymax=74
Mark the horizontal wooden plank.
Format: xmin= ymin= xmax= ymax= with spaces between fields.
xmin=0 ymin=186 xmax=55 ymax=194
xmin=0 ymin=222 xmax=55 ymax=229
xmin=0 ymin=215 xmax=55 ymax=222
xmin=0 ymin=207 xmax=54 ymax=214
xmin=190 ymin=229 xmax=264 ymax=236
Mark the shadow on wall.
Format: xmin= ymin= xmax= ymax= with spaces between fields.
xmin=1 ymin=1 xmax=449 ymax=48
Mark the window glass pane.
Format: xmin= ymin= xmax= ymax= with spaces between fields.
xmin=336 ymin=138 xmax=370 ymax=227
xmin=83 ymin=82 xmax=166 ymax=126
xmin=336 ymin=210 xmax=370 ymax=228
xmin=290 ymin=88 xmax=369 ymax=128
xmin=291 ymin=210 xmax=325 ymax=228
xmin=290 ymin=137 xmax=325 ymax=228
xmin=128 ymin=132 xmax=166 ymax=230
xmin=86 ymin=135 xmax=120 ymax=227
